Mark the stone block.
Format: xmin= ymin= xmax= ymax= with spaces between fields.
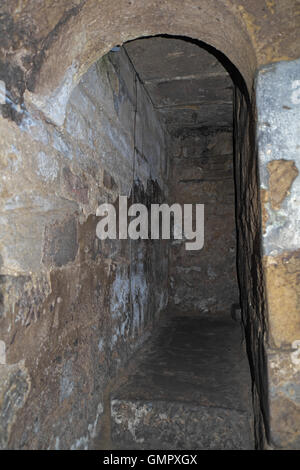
xmin=42 ymin=216 xmax=78 ymax=268
xmin=267 ymin=348 xmax=300 ymax=449
xmin=62 ymin=166 xmax=89 ymax=204
xmin=0 ymin=362 xmax=30 ymax=449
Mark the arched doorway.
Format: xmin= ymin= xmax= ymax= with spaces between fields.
xmin=1 ymin=0 xmax=299 ymax=451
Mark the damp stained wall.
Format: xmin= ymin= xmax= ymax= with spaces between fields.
xmin=168 ymin=128 xmax=239 ymax=314
xmin=0 ymin=0 xmax=299 ymax=450
xmin=0 ymin=48 xmax=168 ymax=449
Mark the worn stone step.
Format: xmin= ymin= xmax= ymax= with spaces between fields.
xmin=110 ymin=312 xmax=254 ymax=450
xmin=111 ymin=398 xmax=253 ymax=450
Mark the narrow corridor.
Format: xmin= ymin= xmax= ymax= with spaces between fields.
xmin=1 ymin=1 xmax=299 ymax=451
xmin=1 ymin=26 xmax=282 ymax=450
xmin=109 ymin=309 xmax=253 ymax=450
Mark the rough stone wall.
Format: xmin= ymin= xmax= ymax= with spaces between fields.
xmin=168 ymin=128 xmax=239 ymax=314
xmin=232 ymin=59 xmax=300 ymax=451
xmin=233 ymin=86 xmax=268 ymax=449
xmin=1 ymin=0 xmax=298 ymax=126
xmin=0 ymin=48 xmax=168 ymax=449
xmin=256 ymin=58 xmax=300 ymax=449
xmin=0 ymin=0 xmax=299 ymax=451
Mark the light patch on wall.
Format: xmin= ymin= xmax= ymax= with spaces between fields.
xmin=70 ymin=435 xmax=89 ymax=450
xmin=0 ymin=361 xmax=31 ymax=449
xmin=60 ymin=359 xmax=74 ymax=403
xmin=98 ymin=338 xmax=104 ymax=352
xmin=0 ymin=341 xmax=6 ymax=364
xmin=257 ymin=58 xmax=300 ymax=255
xmin=291 ymin=340 xmax=300 ymax=366
xmin=110 ymin=267 xmax=130 ymax=347
xmin=70 ymin=402 xmax=104 ymax=450
xmin=55 ymin=436 xmax=60 ymax=450
xmin=36 ymin=151 xmax=59 ymax=182
xmin=291 ymin=80 xmax=300 ymax=105
xmin=52 ymin=129 xmax=72 ymax=158
xmin=25 ymin=64 xmax=78 ymax=127
xmin=131 ymin=263 xmax=148 ymax=333
xmin=0 ymin=80 xmax=6 ymax=104
xmin=19 ymin=114 xmax=49 ymax=146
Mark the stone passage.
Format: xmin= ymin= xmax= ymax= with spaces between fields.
xmin=110 ymin=310 xmax=253 ymax=450
xmin=126 ymin=37 xmax=239 ymax=314
xmin=0 ymin=35 xmax=257 ymax=450
xmin=1 ymin=3 xmax=299 ymax=448
xmin=168 ymin=128 xmax=238 ymax=313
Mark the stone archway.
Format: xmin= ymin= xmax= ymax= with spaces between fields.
xmin=20 ymin=1 xmax=256 ymax=127
xmin=0 ymin=0 xmax=299 ymax=450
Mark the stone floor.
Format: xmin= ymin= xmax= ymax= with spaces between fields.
xmin=110 ymin=310 xmax=254 ymax=450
